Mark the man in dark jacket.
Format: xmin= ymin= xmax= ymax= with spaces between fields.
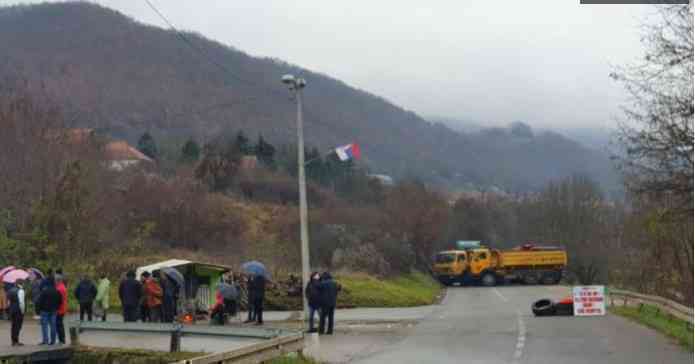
xmin=37 ymin=277 xmax=61 ymax=345
xmin=30 ymin=278 xmax=42 ymax=319
xmin=160 ymin=274 xmax=178 ymax=323
xmin=38 ymin=269 xmax=54 ymax=292
xmin=244 ymin=275 xmax=256 ymax=323
xmin=248 ymin=274 xmax=265 ymax=325
xmin=74 ymin=276 xmax=97 ymax=321
xmin=304 ymin=272 xmax=321 ymax=333
xmin=7 ymin=280 xmax=25 ymax=346
xmin=118 ymin=270 xmax=142 ymax=322
xmin=318 ymin=272 xmax=340 ymax=335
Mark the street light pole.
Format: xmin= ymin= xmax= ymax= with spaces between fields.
xmin=282 ymin=74 xmax=311 ymax=327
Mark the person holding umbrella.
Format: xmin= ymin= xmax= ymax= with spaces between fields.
xmin=241 ymin=261 xmax=270 ymax=325
xmin=7 ymin=279 xmax=25 ymax=346
xmin=249 ymin=274 xmax=265 ymax=325
xmin=160 ymin=272 xmax=179 ymax=323
xmin=244 ymin=274 xmax=256 ymax=323
xmin=217 ymin=277 xmax=239 ymax=323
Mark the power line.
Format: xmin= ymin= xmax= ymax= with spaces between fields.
xmin=140 ymin=0 xmax=349 ymax=144
xmin=143 ymin=0 xmax=267 ymax=89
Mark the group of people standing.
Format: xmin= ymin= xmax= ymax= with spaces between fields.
xmin=305 ymin=272 xmax=341 ymax=335
xmin=118 ymin=270 xmax=179 ymax=323
xmin=4 ymin=269 xmax=111 ymax=346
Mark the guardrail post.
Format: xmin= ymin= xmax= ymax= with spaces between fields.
xmin=170 ymin=323 xmax=182 ymax=353
xmin=69 ymin=326 xmax=80 ymax=347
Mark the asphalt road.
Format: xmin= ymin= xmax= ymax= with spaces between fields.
xmin=354 ymin=285 xmax=693 ymax=364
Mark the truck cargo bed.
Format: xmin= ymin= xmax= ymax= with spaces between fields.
xmin=500 ymin=250 xmax=567 ymax=268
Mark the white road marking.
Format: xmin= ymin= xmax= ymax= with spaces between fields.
xmin=511 ymin=310 xmax=526 ymax=364
xmin=493 ymin=287 xmax=509 ymax=302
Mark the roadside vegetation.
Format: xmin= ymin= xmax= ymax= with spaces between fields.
xmin=610 ymin=305 xmax=694 ymax=350
xmin=72 ymin=347 xmax=201 ymax=364
xmin=268 ymin=354 xmax=321 ymax=364
xmin=0 ymin=6 xmax=692 ymax=312
xmin=266 ymin=271 xmax=442 ymax=310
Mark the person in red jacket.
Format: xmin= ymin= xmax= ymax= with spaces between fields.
xmin=143 ymin=272 xmax=163 ymax=322
xmin=210 ymin=291 xmax=225 ymax=325
xmin=55 ymin=276 xmax=68 ymax=345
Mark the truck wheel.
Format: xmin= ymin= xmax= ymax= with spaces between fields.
xmin=532 ymin=299 xmax=556 ymax=316
xmin=481 ymin=272 xmax=497 ymax=287
xmin=541 ymin=272 xmax=558 ymax=285
xmin=438 ymin=277 xmax=452 ymax=286
xmin=523 ymin=273 xmax=539 ymax=285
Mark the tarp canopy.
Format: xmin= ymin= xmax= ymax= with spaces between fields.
xmin=135 ymin=259 xmax=231 ymax=279
xmin=135 ymin=259 xmax=233 ymax=307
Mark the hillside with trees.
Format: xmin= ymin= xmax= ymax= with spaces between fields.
xmin=0 ymin=2 xmax=689 ymax=308
xmin=0 ymin=2 xmax=618 ymax=193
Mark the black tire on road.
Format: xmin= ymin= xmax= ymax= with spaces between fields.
xmin=439 ymin=277 xmax=452 ymax=286
xmin=532 ymin=298 xmax=556 ymax=316
xmin=481 ymin=272 xmax=497 ymax=287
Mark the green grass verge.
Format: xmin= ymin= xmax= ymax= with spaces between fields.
xmin=266 ymin=271 xmax=442 ymax=310
xmin=72 ymin=347 xmax=202 ymax=364
xmin=267 ymin=354 xmax=321 ymax=364
xmin=336 ymin=271 xmax=441 ymax=308
xmin=610 ymin=304 xmax=694 ymax=350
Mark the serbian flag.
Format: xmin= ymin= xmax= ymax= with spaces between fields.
xmin=335 ymin=143 xmax=361 ymax=161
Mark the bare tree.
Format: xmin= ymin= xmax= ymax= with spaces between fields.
xmin=612 ymin=4 xmax=694 ymax=214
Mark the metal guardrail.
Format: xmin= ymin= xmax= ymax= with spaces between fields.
xmin=172 ymin=333 xmax=305 ymax=364
xmin=67 ymin=321 xmax=301 ymax=355
xmin=608 ymin=288 xmax=694 ymax=326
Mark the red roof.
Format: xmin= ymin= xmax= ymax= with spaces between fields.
xmin=104 ymin=140 xmax=153 ymax=162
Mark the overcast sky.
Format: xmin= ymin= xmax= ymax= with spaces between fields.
xmin=3 ymin=0 xmax=653 ymax=129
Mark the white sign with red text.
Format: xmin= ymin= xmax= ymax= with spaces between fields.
xmin=573 ymin=285 xmax=606 ymax=316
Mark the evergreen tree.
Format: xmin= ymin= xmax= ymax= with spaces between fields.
xmin=180 ymin=138 xmax=201 ymax=164
xmin=195 ymin=139 xmax=242 ymax=192
xmin=255 ymin=135 xmax=276 ymax=168
xmin=305 ymin=147 xmax=324 ymax=183
xmin=235 ymin=131 xmax=252 ymax=155
xmin=137 ymin=132 xmax=158 ymax=159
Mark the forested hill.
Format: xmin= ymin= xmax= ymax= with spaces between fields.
xmin=0 ymin=2 xmax=619 ymax=193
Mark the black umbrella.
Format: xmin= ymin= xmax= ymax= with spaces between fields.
xmin=161 ymin=267 xmax=184 ymax=287
xmin=218 ymin=282 xmax=239 ymax=300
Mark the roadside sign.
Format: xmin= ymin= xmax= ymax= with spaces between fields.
xmin=573 ymin=285 xmax=606 ymax=316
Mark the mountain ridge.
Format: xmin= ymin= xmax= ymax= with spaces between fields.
xmin=0 ymin=2 xmax=619 ymax=193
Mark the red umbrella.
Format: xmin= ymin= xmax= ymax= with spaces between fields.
xmin=2 ymin=269 xmax=30 ymax=284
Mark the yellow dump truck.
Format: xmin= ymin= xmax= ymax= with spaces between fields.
xmin=432 ymin=242 xmax=567 ymax=286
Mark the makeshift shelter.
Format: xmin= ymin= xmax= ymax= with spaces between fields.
xmin=136 ymin=259 xmax=231 ymax=310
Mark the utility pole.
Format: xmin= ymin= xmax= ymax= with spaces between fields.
xmin=282 ymin=74 xmax=311 ymax=326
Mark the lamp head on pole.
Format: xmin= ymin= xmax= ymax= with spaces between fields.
xmin=281 ymin=74 xmax=307 ymax=90
xmin=281 ymin=74 xmax=296 ymax=85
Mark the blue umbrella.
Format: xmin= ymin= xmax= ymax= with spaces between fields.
xmin=161 ymin=267 xmax=185 ymax=288
xmin=218 ymin=282 xmax=239 ymax=300
xmin=241 ymin=261 xmax=270 ymax=279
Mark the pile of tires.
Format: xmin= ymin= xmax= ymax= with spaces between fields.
xmin=532 ymin=297 xmax=574 ymax=316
